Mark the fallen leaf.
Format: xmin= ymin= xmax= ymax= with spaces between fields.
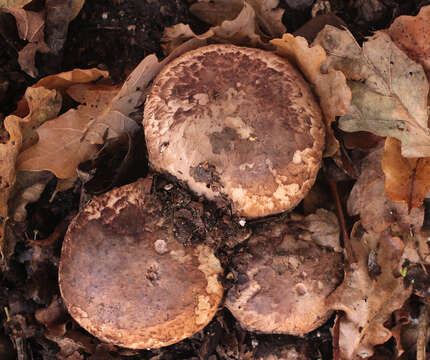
xmin=3 ymin=8 xmax=50 ymax=77
xmin=3 ymin=8 xmax=44 ymax=42
xmin=45 ymin=0 xmax=85 ymax=55
xmin=33 ymin=68 xmax=109 ymax=93
xmin=35 ymin=295 xmax=69 ymax=337
xmin=0 ymin=0 xmax=31 ymax=7
xmin=304 ymin=208 xmax=342 ymax=252
xmin=246 ymin=0 xmax=286 ymax=38
xmin=271 ymin=33 xmax=351 ymax=156
xmin=314 ymin=26 xmax=430 ymax=158
xmin=328 ymin=222 xmax=412 ymax=359
xmin=162 ymin=1 xmax=266 ymax=55
xmin=190 ymin=0 xmax=286 ymax=39
xmin=347 ymin=147 xmax=424 ymax=233
xmin=8 ymin=170 xmax=54 ymax=222
xmin=16 ymin=44 xmax=207 ymax=180
xmin=0 ymin=86 xmax=61 ymax=256
xmin=0 ymin=117 xmax=22 ymax=257
xmin=189 ymin=0 xmax=243 ymax=25
xmin=382 ymin=137 xmax=430 ymax=210
xmin=388 ymin=5 xmax=430 ymax=78
xmin=16 ymin=108 xmax=100 ymax=178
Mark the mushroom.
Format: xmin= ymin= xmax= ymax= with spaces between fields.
xmin=143 ymin=44 xmax=325 ymax=218
xmin=59 ymin=179 xmax=224 ymax=349
xmin=225 ymin=218 xmax=343 ymax=335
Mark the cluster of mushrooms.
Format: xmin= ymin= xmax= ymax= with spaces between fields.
xmin=59 ymin=44 xmax=344 ymax=349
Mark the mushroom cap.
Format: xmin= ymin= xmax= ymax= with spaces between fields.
xmin=59 ymin=179 xmax=223 ymax=349
xmin=225 ymin=220 xmax=343 ymax=335
xmin=143 ymin=44 xmax=325 ymax=218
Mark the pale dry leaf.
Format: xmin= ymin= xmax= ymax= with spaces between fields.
xmin=3 ymin=8 xmax=50 ymax=77
xmin=17 ymin=48 xmax=207 ymax=179
xmin=271 ymin=33 xmax=351 ymax=156
xmin=328 ymin=222 xmax=412 ymax=359
xmin=34 ymin=68 xmax=109 ymax=93
xmin=18 ymin=42 xmax=50 ymax=78
xmin=3 ymin=9 xmax=44 ymax=42
xmin=8 ymin=170 xmax=54 ymax=222
xmin=17 ymin=109 xmax=99 ymax=178
xmin=400 ymin=228 xmax=430 ymax=267
xmin=0 ymin=0 xmax=31 ymax=8
xmin=190 ymin=0 xmax=243 ymax=25
xmin=388 ymin=5 xmax=430 ymax=78
xmin=382 ymin=137 xmax=430 ymax=210
xmin=247 ymin=0 xmax=286 ymax=38
xmin=305 ymin=208 xmax=341 ymax=252
xmin=162 ymin=1 xmax=266 ymax=55
xmin=0 ymin=87 xmax=61 ymax=255
xmin=314 ymin=26 xmax=430 ymax=158
xmin=191 ymin=0 xmax=286 ymax=38
xmin=0 ymin=117 xmax=22 ymax=256
xmin=83 ymin=55 xmax=164 ymax=144
xmin=66 ymin=84 xmax=119 ymax=109
xmin=347 ymin=147 xmax=424 ymax=233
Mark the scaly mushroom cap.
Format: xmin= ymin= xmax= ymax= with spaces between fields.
xmin=143 ymin=44 xmax=325 ymax=218
xmin=225 ymin=220 xmax=343 ymax=335
xmin=59 ymin=179 xmax=223 ymax=349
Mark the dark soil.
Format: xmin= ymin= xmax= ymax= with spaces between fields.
xmin=0 ymin=0 xmax=429 ymax=359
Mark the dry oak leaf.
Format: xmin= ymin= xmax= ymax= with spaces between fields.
xmin=190 ymin=0 xmax=286 ymax=39
xmin=327 ymin=222 xmax=412 ymax=359
xmin=270 ymin=33 xmax=351 ymax=157
xmin=314 ymin=26 xmax=430 ymax=158
xmin=33 ymin=68 xmax=109 ymax=93
xmin=347 ymin=147 xmax=423 ymax=233
xmin=16 ymin=45 xmax=208 ymax=179
xmin=16 ymin=107 xmax=100 ymax=179
xmin=162 ymin=0 xmax=266 ymax=55
xmin=0 ymin=0 xmax=31 ymax=8
xmin=17 ymin=56 xmax=169 ymax=178
xmin=16 ymin=84 xmax=118 ymax=179
xmin=3 ymin=8 xmax=49 ymax=77
xmin=388 ymin=5 xmax=430 ymax=79
xmin=0 ymin=87 xmax=61 ymax=255
xmin=382 ymin=136 xmax=430 ymax=210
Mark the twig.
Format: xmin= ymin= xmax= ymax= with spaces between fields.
xmin=327 ymin=178 xmax=356 ymax=263
xmin=332 ymin=313 xmax=341 ymax=360
xmin=417 ymin=303 xmax=429 ymax=360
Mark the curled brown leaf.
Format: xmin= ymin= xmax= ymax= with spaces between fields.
xmin=271 ymin=33 xmax=351 ymax=156
xmin=347 ymin=147 xmax=424 ymax=233
xmin=327 ymin=222 xmax=412 ymax=359
xmin=314 ymin=26 xmax=430 ymax=158
xmin=382 ymin=137 xmax=430 ymax=210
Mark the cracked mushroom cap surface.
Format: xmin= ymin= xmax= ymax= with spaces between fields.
xmin=225 ymin=220 xmax=343 ymax=335
xmin=143 ymin=44 xmax=325 ymax=218
xmin=59 ymin=179 xmax=224 ymax=349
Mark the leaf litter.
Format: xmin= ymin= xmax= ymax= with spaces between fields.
xmin=2 ymin=2 xmax=430 ymax=359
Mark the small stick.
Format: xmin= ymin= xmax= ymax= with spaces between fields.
xmin=327 ymin=178 xmax=356 ymax=263
xmin=417 ymin=304 xmax=429 ymax=360
xmin=332 ymin=313 xmax=341 ymax=360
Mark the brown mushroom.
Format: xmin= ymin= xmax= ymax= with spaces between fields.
xmin=59 ymin=179 xmax=224 ymax=349
xmin=225 ymin=218 xmax=343 ymax=335
xmin=143 ymin=44 xmax=325 ymax=218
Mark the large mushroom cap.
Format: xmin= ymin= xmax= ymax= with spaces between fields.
xmin=225 ymin=220 xmax=343 ymax=335
xmin=59 ymin=179 xmax=223 ymax=349
xmin=143 ymin=44 xmax=325 ymax=218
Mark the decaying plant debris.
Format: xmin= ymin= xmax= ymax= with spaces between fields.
xmin=1 ymin=0 xmax=430 ymax=359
